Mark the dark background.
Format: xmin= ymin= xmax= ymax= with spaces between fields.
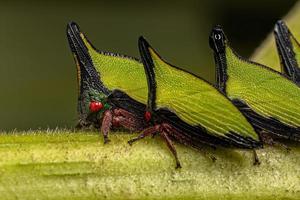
xmin=0 ymin=0 xmax=297 ymax=130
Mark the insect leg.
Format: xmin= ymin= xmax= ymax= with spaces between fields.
xmin=160 ymin=130 xmax=182 ymax=169
xmin=163 ymin=123 xmax=216 ymax=162
xmin=113 ymin=108 xmax=144 ymax=131
xmin=113 ymin=108 xmax=135 ymax=118
xmin=128 ymin=125 xmax=160 ymax=145
xmin=260 ymin=131 xmax=291 ymax=152
xmin=101 ymin=110 xmax=113 ymax=144
xmin=113 ymin=116 xmax=142 ymax=132
xmin=252 ymin=150 xmax=261 ymax=165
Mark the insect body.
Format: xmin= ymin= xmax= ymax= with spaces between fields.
xmin=129 ymin=37 xmax=262 ymax=168
xmin=209 ymin=26 xmax=300 ymax=145
xmin=274 ymin=20 xmax=300 ymax=85
xmin=67 ymin=22 xmax=149 ymax=143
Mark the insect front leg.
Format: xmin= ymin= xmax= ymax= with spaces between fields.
xmin=101 ymin=109 xmax=113 ymax=144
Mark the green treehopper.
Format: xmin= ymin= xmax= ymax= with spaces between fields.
xmin=128 ymin=37 xmax=262 ymax=168
xmin=209 ymin=26 xmax=300 ymax=147
xmin=66 ymin=22 xmax=150 ymax=143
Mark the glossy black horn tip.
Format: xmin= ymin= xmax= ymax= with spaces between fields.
xmin=275 ymin=20 xmax=286 ymax=28
xmin=138 ymin=36 xmax=146 ymax=41
xmin=212 ymin=25 xmax=223 ymax=32
xmin=67 ymin=21 xmax=81 ymax=33
xmin=209 ymin=25 xmax=226 ymax=53
xmin=210 ymin=25 xmax=225 ymax=39
xmin=138 ymin=36 xmax=150 ymax=48
xmin=138 ymin=36 xmax=153 ymax=57
xmin=274 ymin=20 xmax=289 ymax=35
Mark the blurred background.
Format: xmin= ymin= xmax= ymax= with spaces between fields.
xmin=0 ymin=0 xmax=297 ymax=130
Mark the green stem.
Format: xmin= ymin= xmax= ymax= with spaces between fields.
xmin=0 ymin=131 xmax=299 ymax=199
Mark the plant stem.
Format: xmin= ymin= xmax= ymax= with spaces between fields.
xmin=0 ymin=131 xmax=299 ymax=199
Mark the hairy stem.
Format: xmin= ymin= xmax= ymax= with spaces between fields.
xmin=0 ymin=131 xmax=298 ymax=199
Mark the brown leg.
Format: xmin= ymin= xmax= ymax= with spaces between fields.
xmin=260 ymin=131 xmax=291 ymax=152
xmin=113 ymin=108 xmax=144 ymax=132
xmin=113 ymin=116 xmax=142 ymax=132
xmin=160 ymin=131 xmax=182 ymax=169
xmin=128 ymin=125 xmax=160 ymax=145
xmin=113 ymin=108 xmax=136 ymax=118
xmin=252 ymin=150 xmax=260 ymax=165
xmin=112 ymin=115 xmax=121 ymax=127
xmin=101 ymin=110 xmax=113 ymax=144
xmin=162 ymin=123 xmax=216 ymax=162
xmin=128 ymin=123 xmax=181 ymax=168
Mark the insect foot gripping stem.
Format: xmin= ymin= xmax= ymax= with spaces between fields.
xmin=128 ymin=123 xmax=182 ymax=169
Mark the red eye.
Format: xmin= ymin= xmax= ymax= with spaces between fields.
xmin=144 ymin=111 xmax=151 ymax=122
xmin=89 ymin=101 xmax=103 ymax=112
